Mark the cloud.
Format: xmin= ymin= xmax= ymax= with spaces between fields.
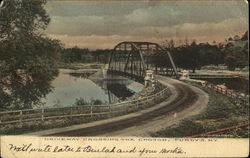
xmin=124 ymin=4 xmax=247 ymax=27
xmin=44 ymin=0 xmax=248 ymax=48
xmin=46 ymin=15 xmax=106 ymax=36
xmin=125 ymin=6 xmax=180 ymax=26
xmin=48 ymin=17 xmax=247 ymax=49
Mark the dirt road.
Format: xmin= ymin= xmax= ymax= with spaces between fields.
xmin=27 ymin=76 xmax=208 ymax=137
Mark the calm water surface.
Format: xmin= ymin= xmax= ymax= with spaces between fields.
xmin=44 ymin=69 xmax=144 ymax=107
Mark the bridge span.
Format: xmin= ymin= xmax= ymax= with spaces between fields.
xmin=108 ymin=41 xmax=179 ymax=81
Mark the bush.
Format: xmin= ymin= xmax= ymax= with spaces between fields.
xmin=90 ymin=99 xmax=103 ymax=105
xmin=73 ymin=97 xmax=89 ymax=106
xmin=73 ymin=97 xmax=105 ymax=106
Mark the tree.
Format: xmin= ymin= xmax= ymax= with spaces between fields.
xmin=171 ymin=40 xmax=200 ymax=73
xmin=0 ymin=0 xmax=62 ymax=110
xmin=172 ymin=41 xmax=226 ymax=73
xmin=228 ymin=37 xmax=233 ymax=41
xmin=198 ymin=44 xmax=224 ymax=66
xmin=241 ymin=31 xmax=248 ymax=41
xmin=224 ymin=45 xmax=248 ymax=71
xmin=184 ymin=37 xmax=189 ymax=46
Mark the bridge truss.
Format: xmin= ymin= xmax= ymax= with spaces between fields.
xmin=108 ymin=41 xmax=178 ymax=82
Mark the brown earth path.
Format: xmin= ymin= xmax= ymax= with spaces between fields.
xmin=25 ymin=75 xmax=208 ymax=137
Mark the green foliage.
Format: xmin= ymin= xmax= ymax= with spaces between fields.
xmin=222 ymin=32 xmax=248 ymax=71
xmin=241 ymin=31 xmax=248 ymax=41
xmin=153 ymin=120 xmax=206 ymax=137
xmin=0 ymin=0 xmax=62 ymax=110
xmin=73 ymin=97 xmax=104 ymax=106
xmin=224 ymin=45 xmax=248 ymax=71
xmin=73 ymin=97 xmax=89 ymax=106
xmin=0 ymin=0 xmax=50 ymax=38
xmin=60 ymin=47 xmax=112 ymax=63
xmin=171 ymin=41 xmax=224 ymax=72
xmin=202 ymin=93 xmax=235 ymax=119
xmin=167 ymin=31 xmax=248 ymax=72
xmin=90 ymin=98 xmax=103 ymax=105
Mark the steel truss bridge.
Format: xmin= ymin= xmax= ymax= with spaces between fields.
xmin=108 ymin=41 xmax=178 ymax=82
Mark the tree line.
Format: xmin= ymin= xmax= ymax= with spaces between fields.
xmin=60 ymin=47 xmax=112 ymax=63
xmin=163 ymin=32 xmax=248 ymax=72
xmin=60 ymin=31 xmax=248 ymax=73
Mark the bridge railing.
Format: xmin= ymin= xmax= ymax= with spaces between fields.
xmin=0 ymin=87 xmax=170 ymax=126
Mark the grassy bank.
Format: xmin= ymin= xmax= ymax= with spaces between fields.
xmin=0 ymin=115 xmax=110 ymax=135
xmin=152 ymin=82 xmax=249 ymax=138
xmin=192 ymin=65 xmax=249 ymax=78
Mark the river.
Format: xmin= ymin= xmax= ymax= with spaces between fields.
xmin=43 ymin=69 xmax=144 ymax=107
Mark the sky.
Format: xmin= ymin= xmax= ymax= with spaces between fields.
xmin=45 ymin=0 xmax=248 ymax=49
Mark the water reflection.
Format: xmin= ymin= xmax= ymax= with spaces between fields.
xmin=107 ymin=83 xmax=135 ymax=100
xmin=44 ymin=69 xmax=143 ymax=107
xmin=89 ymin=76 xmax=140 ymax=102
xmin=67 ymin=72 xmax=95 ymax=79
xmin=89 ymin=73 xmax=143 ymax=103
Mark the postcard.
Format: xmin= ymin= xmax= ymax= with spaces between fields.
xmin=0 ymin=0 xmax=249 ymax=157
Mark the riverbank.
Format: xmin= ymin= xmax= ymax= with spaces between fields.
xmin=190 ymin=65 xmax=249 ymax=79
xmin=58 ymin=62 xmax=105 ymax=70
xmin=152 ymin=81 xmax=249 ymax=138
xmin=0 ymin=78 xmax=168 ymax=135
